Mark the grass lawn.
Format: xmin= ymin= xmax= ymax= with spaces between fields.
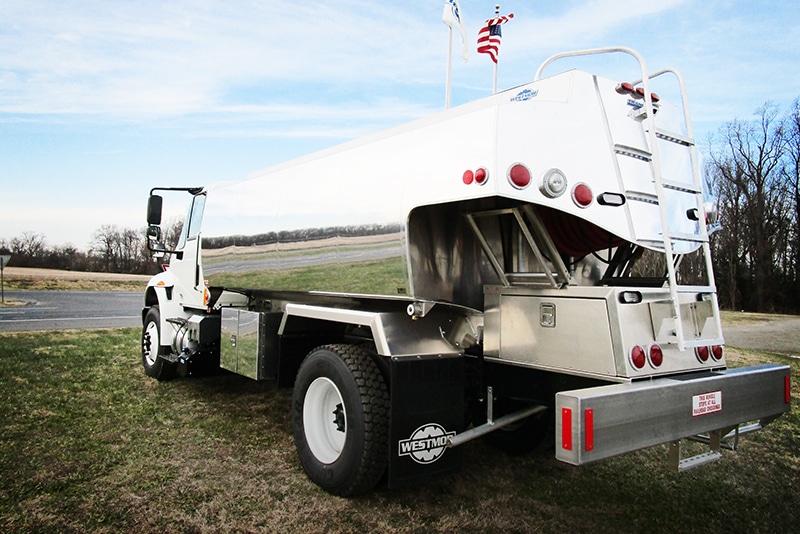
xmin=1 ymin=328 xmax=798 ymax=533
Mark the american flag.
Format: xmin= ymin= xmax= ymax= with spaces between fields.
xmin=477 ymin=13 xmax=514 ymax=64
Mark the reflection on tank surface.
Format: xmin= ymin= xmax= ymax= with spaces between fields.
xmin=202 ymin=225 xmax=409 ymax=296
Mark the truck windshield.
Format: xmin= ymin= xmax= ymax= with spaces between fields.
xmin=176 ymin=194 xmax=206 ymax=250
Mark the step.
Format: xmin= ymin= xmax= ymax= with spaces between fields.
xmin=661 ymin=179 xmax=702 ymax=194
xmin=655 ymin=128 xmax=694 ymax=146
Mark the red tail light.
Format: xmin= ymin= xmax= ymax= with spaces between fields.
xmin=475 ymin=167 xmax=489 ymax=185
xmin=711 ymin=345 xmax=724 ymax=361
xmin=508 ymin=163 xmax=531 ymax=189
xmin=630 ymin=345 xmax=646 ymax=370
xmin=695 ymin=346 xmax=710 ymax=363
xmin=649 ymin=344 xmax=663 ymax=368
xmin=572 ymin=183 xmax=593 ymax=208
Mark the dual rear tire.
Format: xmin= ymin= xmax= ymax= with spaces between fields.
xmin=292 ymin=344 xmax=389 ymax=496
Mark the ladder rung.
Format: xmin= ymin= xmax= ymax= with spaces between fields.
xmin=661 ymin=179 xmax=701 ymax=194
xmin=674 ymin=285 xmax=716 ymax=293
xmin=615 ymin=144 xmax=652 ymax=161
xmin=625 ymin=191 xmax=659 ymax=204
xmin=678 ymin=338 xmax=725 ymax=349
xmin=668 ymin=231 xmax=708 ymax=243
xmin=655 ymin=128 xmax=694 ymax=146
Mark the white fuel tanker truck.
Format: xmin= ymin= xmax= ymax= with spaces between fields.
xmin=141 ymin=47 xmax=790 ymax=496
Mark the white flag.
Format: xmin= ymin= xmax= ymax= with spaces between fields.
xmin=442 ymin=0 xmax=469 ymax=62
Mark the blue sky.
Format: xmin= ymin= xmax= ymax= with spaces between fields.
xmin=1 ymin=0 xmax=798 ymax=249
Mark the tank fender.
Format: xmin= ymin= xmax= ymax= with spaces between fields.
xmin=278 ymin=303 xmax=481 ymax=357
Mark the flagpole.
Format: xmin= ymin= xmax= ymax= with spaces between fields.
xmin=492 ymin=4 xmax=499 ymax=94
xmin=446 ymin=26 xmax=453 ymax=109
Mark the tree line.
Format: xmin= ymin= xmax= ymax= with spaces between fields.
xmin=2 ymin=97 xmax=799 ymax=312
xmin=705 ymin=98 xmax=800 ymax=313
xmin=0 ymin=225 xmax=160 ymax=275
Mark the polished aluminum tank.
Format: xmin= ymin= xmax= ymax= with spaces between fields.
xmin=200 ymin=68 xmax=703 ymax=311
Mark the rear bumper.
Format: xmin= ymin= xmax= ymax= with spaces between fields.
xmin=555 ymin=364 xmax=791 ymax=465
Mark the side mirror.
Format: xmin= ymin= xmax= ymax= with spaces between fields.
xmin=147 ymin=195 xmax=163 ymax=226
xmin=147 ymin=225 xmax=162 ymax=241
xmin=146 ymin=224 xmax=164 ymax=255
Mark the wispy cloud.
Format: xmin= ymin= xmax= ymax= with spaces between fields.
xmin=0 ymin=1 xmax=441 ymax=118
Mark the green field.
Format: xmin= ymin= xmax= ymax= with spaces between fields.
xmin=207 ymin=256 xmax=409 ymax=295
xmin=1 ymin=328 xmax=798 ymax=532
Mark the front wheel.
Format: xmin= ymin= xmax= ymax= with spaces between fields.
xmin=292 ymin=344 xmax=389 ymax=496
xmin=141 ymin=306 xmax=177 ymax=381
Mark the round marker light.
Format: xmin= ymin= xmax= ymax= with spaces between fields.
xmin=616 ymin=82 xmax=634 ymax=95
xmin=696 ymin=346 xmax=710 ymax=363
xmin=649 ymin=344 xmax=663 ymax=368
xmin=475 ymin=167 xmax=489 ymax=185
xmin=572 ymin=183 xmax=593 ymax=208
xmin=463 ymin=170 xmax=474 ymax=185
xmin=711 ymin=345 xmax=724 ymax=361
xmin=508 ymin=163 xmax=532 ymax=189
xmin=540 ymin=168 xmax=567 ymax=198
xmin=630 ymin=345 xmax=646 ymax=370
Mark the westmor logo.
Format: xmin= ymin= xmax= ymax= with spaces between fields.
xmin=398 ymin=423 xmax=455 ymax=464
xmin=511 ymin=88 xmax=538 ymax=102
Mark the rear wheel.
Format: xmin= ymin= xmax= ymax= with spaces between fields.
xmin=141 ymin=306 xmax=177 ymax=381
xmin=292 ymin=344 xmax=389 ymax=496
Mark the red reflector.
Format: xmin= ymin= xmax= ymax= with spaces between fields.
xmin=462 ymin=170 xmax=474 ymax=185
xmin=572 ymin=183 xmax=593 ymax=208
xmin=561 ymin=408 xmax=573 ymax=450
xmin=584 ymin=409 xmax=594 ymax=452
xmin=475 ymin=167 xmax=488 ymax=185
xmin=634 ymin=87 xmax=645 ymax=98
xmin=508 ymin=163 xmax=531 ymax=189
xmin=650 ymin=92 xmax=660 ymax=103
xmin=711 ymin=345 xmax=723 ymax=361
xmin=630 ymin=345 xmax=646 ymax=370
xmin=696 ymin=346 xmax=710 ymax=363
xmin=649 ymin=344 xmax=663 ymax=368
xmin=786 ymin=376 xmax=791 ymax=405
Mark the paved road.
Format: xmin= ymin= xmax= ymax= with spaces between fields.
xmin=0 ymin=290 xmax=143 ymax=332
xmin=722 ymin=316 xmax=800 ymax=357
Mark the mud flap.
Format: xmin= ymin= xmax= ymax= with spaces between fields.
xmin=387 ymin=354 xmax=464 ymax=489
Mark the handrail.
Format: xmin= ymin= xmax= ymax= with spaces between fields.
xmin=534 ymin=46 xmax=647 ymax=81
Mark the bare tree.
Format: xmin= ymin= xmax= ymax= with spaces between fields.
xmin=783 ymin=98 xmax=800 ymax=301
xmin=9 ymin=231 xmax=48 ymax=267
xmin=707 ymin=102 xmax=791 ymax=311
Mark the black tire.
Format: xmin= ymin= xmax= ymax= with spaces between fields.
xmin=141 ymin=306 xmax=177 ymax=381
xmin=292 ymin=344 xmax=389 ymax=496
